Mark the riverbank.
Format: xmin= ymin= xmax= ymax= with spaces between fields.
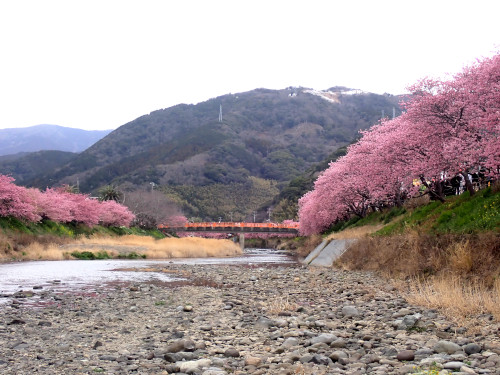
xmin=0 ymin=217 xmax=242 ymax=261
xmin=1 ymin=262 xmax=499 ymax=375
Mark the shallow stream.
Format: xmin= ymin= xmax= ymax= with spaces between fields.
xmin=0 ymin=248 xmax=296 ymax=297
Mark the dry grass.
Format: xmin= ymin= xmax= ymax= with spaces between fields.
xmin=142 ymin=236 xmax=242 ymax=258
xmin=337 ymin=232 xmax=500 ymax=282
xmin=337 ymin=231 xmax=500 ymax=330
xmin=265 ymin=296 xmax=298 ymax=315
xmin=326 ymin=224 xmax=384 ymax=240
xmin=293 ymin=234 xmax=324 ymax=257
xmin=406 ymin=275 xmax=500 ymax=329
xmin=5 ymin=234 xmax=242 ymax=261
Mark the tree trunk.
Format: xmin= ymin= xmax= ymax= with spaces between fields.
xmin=460 ymin=172 xmax=476 ymax=196
xmin=419 ymin=176 xmax=445 ymax=203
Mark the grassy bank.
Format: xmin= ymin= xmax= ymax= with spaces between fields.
xmin=0 ymin=218 xmax=241 ymax=261
xmin=329 ymin=184 xmax=500 ymax=329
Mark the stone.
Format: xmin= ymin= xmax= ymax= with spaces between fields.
xmin=165 ymin=339 xmax=195 ymax=353
xmin=224 ymin=348 xmax=240 ymax=358
xmin=244 ymin=356 xmax=262 ymax=366
xmin=434 ymin=340 xmax=463 ymax=354
xmin=397 ymin=350 xmax=415 ymax=361
xmin=202 ymin=368 xmax=228 ymax=375
xmin=0 ymin=261 xmax=494 ymax=375
xmin=464 ymin=343 xmax=482 ymax=355
xmin=310 ymin=333 xmax=337 ymax=345
xmin=282 ymin=337 xmax=299 ymax=348
xmin=460 ymin=365 xmax=477 ymax=374
xmin=330 ymin=351 xmax=349 ymax=362
xmin=178 ymin=359 xmax=211 ymax=373
xmin=255 ymin=317 xmax=275 ymax=329
xmin=341 ymin=305 xmax=360 ymax=318
xmin=443 ymin=361 xmax=464 ymax=370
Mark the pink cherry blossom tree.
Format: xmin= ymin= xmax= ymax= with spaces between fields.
xmin=98 ymin=200 xmax=135 ymax=227
xmin=298 ymin=53 xmax=500 ymax=235
xmin=0 ymin=175 xmax=39 ymax=222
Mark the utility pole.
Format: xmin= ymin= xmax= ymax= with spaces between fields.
xmin=253 ymin=211 xmax=256 ymax=223
xmin=393 ymin=107 xmax=396 ymax=119
xmin=219 ymin=104 xmax=222 ymax=123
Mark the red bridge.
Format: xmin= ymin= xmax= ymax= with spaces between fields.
xmin=158 ymin=222 xmax=299 ymax=234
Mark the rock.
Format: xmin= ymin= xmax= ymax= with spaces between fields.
xmin=464 ymin=343 xmax=482 ymax=355
xmin=460 ymin=365 xmax=477 ymax=374
xmin=165 ymin=339 xmax=196 ymax=353
xmin=255 ymin=317 xmax=275 ymax=329
xmin=99 ymin=355 xmax=117 ymax=361
xmin=443 ymin=361 xmax=464 ymax=370
xmin=330 ymin=338 xmax=347 ymax=348
xmin=92 ymin=341 xmax=103 ymax=349
xmin=341 ymin=305 xmax=360 ymax=318
xmin=0 ymin=262 xmax=494 ymax=375
xmin=177 ymin=358 xmax=211 ymax=373
xmin=244 ymin=356 xmax=262 ymax=366
xmin=224 ymin=348 xmax=240 ymax=357
xmin=282 ymin=337 xmax=299 ymax=348
xmin=397 ymin=350 xmax=415 ymax=361
xmin=310 ymin=333 xmax=337 ymax=345
xmin=434 ymin=340 xmax=463 ymax=354
xmin=309 ymin=354 xmax=331 ymax=365
xmin=7 ymin=319 xmax=25 ymax=325
xmin=329 ymin=350 xmax=349 ymax=362
xmin=202 ymin=368 xmax=228 ymax=375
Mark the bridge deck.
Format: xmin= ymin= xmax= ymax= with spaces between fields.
xmin=158 ymin=222 xmax=299 ymax=234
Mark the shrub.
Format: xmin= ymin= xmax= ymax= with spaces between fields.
xmin=70 ymin=251 xmax=111 ymax=260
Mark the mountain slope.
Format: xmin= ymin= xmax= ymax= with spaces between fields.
xmin=28 ymin=87 xmax=402 ymax=220
xmin=0 ymin=150 xmax=77 ymax=183
xmin=0 ymin=124 xmax=112 ymax=156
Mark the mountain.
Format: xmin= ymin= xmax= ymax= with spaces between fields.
xmin=0 ymin=150 xmax=77 ymax=184
xmin=0 ymin=124 xmax=112 ymax=156
xmin=28 ymin=87 xmax=403 ymax=221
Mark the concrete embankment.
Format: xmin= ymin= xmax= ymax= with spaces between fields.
xmin=302 ymin=239 xmax=357 ymax=267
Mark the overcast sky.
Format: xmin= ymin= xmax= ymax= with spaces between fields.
xmin=1 ymin=0 xmax=498 ymax=131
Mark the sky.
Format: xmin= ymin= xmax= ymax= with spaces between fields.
xmin=0 ymin=0 xmax=499 ymax=131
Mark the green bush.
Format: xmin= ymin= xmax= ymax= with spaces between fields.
xmin=70 ymin=251 xmax=111 ymax=260
xmin=117 ymin=252 xmax=146 ymax=259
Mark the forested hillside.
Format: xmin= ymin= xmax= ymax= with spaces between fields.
xmin=28 ymin=87 xmax=402 ymax=221
xmin=0 ymin=151 xmax=76 ymax=184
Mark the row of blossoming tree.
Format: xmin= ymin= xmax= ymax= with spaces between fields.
xmin=0 ymin=175 xmax=135 ymax=227
xmin=298 ymin=53 xmax=500 ymax=236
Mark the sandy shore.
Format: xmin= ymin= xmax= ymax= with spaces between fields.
xmin=0 ymin=262 xmax=499 ymax=374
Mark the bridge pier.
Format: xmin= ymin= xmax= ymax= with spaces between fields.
xmin=239 ymin=233 xmax=245 ymax=250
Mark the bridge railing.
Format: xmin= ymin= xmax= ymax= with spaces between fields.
xmin=158 ymin=221 xmax=300 ymax=231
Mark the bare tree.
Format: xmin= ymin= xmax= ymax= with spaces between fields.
xmin=123 ymin=189 xmax=183 ymax=229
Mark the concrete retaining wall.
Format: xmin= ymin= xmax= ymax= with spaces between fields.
xmin=302 ymin=239 xmax=356 ymax=267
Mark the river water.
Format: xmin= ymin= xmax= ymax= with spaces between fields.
xmin=0 ymin=248 xmax=296 ymax=296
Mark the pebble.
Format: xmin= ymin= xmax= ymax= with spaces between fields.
xmin=0 ymin=263 xmax=499 ymax=375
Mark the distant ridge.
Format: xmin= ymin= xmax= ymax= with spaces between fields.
xmin=0 ymin=124 xmax=112 ymax=156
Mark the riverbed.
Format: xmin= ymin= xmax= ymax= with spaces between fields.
xmin=1 ymin=250 xmax=499 ymax=374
